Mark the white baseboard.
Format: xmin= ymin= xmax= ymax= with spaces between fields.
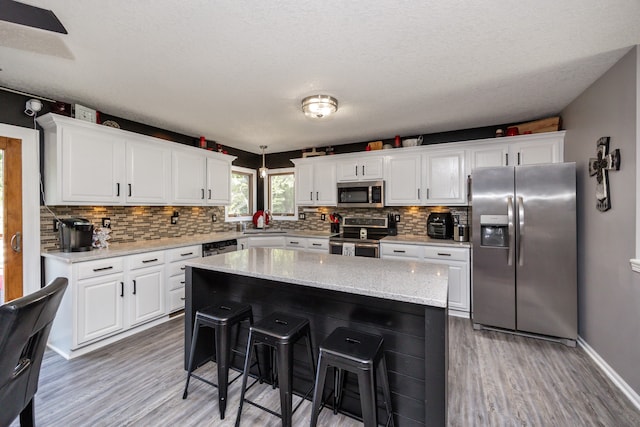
xmin=448 ymin=309 xmax=470 ymax=319
xmin=578 ymin=336 xmax=640 ymax=412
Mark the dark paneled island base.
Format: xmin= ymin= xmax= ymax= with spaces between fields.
xmin=186 ymin=266 xmax=447 ymax=427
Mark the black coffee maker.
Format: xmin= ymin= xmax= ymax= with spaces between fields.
xmin=427 ymin=212 xmax=454 ymax=239
xmin=387 ymin=213 xmax=398 ymax=236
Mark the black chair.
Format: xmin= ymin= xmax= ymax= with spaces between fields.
xmin=235 ymin=312 xmax=316 ymax=427
xmin=0 ymin=277 xmax=68 ymax=427
xmin=183 ymin=301 xmax=256 ymax=419
xmin=310 ymin=327 xmax=394 ymax=427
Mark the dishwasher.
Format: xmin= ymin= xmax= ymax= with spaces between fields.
xmin=202 ymin=239 xmax=238 ymax=257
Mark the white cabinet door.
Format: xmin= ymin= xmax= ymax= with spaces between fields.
xmin=76 ymin=273 xmax=125 ymax=345
xmin=295 ymin=163 xmax=315 ymax=206
xmin=336 ymin=156 xmax=384 ymax=181
xmin=172 ymin=150 xmax=207 ymax=204
xmin=385 ymin=154 xmax=422 ymax=205
xmin=424 ymin=151 xmax=466 ymax=205
xmin=508 ymin=139 xmax=561 ymax=165
xmin=295 ymin=161 xmax=337 ymax=206
xmin=306 ymin=238 xmax=329 ymax=252
xmin=285 ymin=236 xmax=306 ymax=250
xmin=469 ymin=144 xmax=507 ymax=170
xmin=313 ymin=162 xmax=337 ymax=205
xmin=126 ymin=139 xmax=171 ymax=204
xmin=206 ymin=156 xmax=231 ymax=205
xmin=247 ymin=236 xmax=285 ymax=248
xmin=128 ymin=265 xmax=165 ymax=327
xmin=61 ymin=125 xmax=125 ymax=204
xmin=237 ymin=238 xmax=248 ymax=250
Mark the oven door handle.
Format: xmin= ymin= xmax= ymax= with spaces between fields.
xmin=329 ymin=241 xmax=343 ymax=247
xmin=354 ymin=243 xmax=379 ymax=249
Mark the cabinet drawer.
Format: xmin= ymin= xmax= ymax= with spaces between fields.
xmin=423 ymin=246 xmax=469 ymax=262
xmin=78 ymin=257 xmax=125 ymax=280
xmin=380 ymin=243 xmax=422 ymax=259
xmin=307 ymin=238 xmax=328 ymax=251
xmin=128 ymin=250 xmax=165 ymax=270
xmin=167 ymin=261 xmax=190 ymax=277
xmin=168 ymin=274 xmax=186 ymax=291
xmin=285 ymin=237 xmax=305 ymax=248
xmin=168 ymin=288 xmax=185 ymax=312
xmin=166 ymin=245 xmax=201 ymax=262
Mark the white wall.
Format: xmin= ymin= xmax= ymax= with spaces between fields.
xmin=0 ymin=123 xmax=41 ymax=295
xmin=562 ymin=46 xmax=640 ymax=397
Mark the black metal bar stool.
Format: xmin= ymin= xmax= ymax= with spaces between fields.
xmin=235 ymin=311 xmax=316 ymax=427
xmin=310 ymin=327 xmax=394 ymax=427
xmin=183 ymin=301 xmax=256 ymax=419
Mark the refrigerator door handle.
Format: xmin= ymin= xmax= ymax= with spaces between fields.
xmin=507 ymin=196 xmax=514 ymax=266
xmin=518 ymin=196 xmax=525 ymax=266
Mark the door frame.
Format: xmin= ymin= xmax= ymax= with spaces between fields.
xmin=0 ymin=123 xmax=40 ymax=297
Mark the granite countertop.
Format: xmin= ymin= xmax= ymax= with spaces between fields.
xmin=382 ymin=235 xmax=471 ymax=248
xmin=41 ymin=230 xmax=337 ymax=263
xmin=187 ymin=248 xmax=449 ymax=307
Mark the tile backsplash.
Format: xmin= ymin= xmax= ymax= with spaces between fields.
xmin=40 ymin=205 xmax=470 ymax=251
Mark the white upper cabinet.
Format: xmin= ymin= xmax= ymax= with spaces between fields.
xmin=336 ymin=156 xmax=384 ymax=182
xmin=126 ymin=137 xmax=171 ymax=204
xmin=385 ymin=154 xmax=422 ymax=205
xmin=58 ymin=123 xmax=126 ymax=204
xmin=292 ymin=158 xmax=337 ymax=206
xmin=38 ymin=114 xmax=235 ymax=206
xmin=468 ymin=131 xmax=564 ymax=172
xmin=205 ymin=156 xmax=231 ymax=205
xmin=424 ymin=150 xmax=466 ymax=205
xmin=385 ymin=149 xmax=466 ymax=206
xmin=171 ymin=149 xmax=207 ymax=204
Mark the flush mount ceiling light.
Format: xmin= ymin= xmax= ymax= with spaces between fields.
xmin=259 ymin=145 xmax=268 ymax=179
xmin=301 ymin=95 xmax=338 ymax=118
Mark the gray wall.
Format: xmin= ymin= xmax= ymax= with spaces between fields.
xmin=562 ymin=46 xmax=639 ymax=394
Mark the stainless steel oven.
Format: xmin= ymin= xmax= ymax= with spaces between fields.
xmin=328 ymin=217 xmax=388 ymax=258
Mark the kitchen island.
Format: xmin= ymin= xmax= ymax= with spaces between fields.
xmin=185 ymin=248 xmax=448 ymax=427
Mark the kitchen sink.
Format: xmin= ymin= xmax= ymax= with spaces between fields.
xmin=243 ymin=229 xmax=286 ymax=235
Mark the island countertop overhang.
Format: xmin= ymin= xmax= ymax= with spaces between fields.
xmin=186 ymin=248 xmax=448 ymax=307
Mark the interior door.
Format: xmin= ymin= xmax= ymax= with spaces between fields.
xmin=0 ymin=137 xmax=23 ymax=302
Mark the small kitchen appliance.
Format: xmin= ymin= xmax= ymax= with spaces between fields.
xmin=453 ymin=224 xmax=469 ymax=242
xmin=58 ymin=218 xmax=93 ymax=252
xmin=387 ymin=213 xmax=398 ymax=236
xmin=427 ymin=212 xmax=453 ymax=239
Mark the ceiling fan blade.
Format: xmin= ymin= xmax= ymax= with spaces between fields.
xmin=0 ymin=0 xmax=67 ymax=34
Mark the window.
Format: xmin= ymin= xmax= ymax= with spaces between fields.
xmin=226 ymin=166 xmax=256 ymax=222
xmin=265 ymin=168 xmax=296 ymax=220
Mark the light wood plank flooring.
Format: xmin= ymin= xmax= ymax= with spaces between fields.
xmin=11 ymin=316 xmax=640 ymax=426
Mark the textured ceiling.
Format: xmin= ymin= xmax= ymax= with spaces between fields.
xmin=1 ymin=1 xmax=639 ymax=154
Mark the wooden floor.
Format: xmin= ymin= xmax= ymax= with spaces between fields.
xmin=11 ymin=316 xmax=640 ymax=427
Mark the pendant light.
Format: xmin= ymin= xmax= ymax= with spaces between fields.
xmin=259 ymin=145 xmax=268 ymax=179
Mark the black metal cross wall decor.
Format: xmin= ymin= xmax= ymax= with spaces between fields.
xmin=589 ymin=136 xmax=620 ymax=212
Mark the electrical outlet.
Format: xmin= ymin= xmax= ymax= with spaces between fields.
xmin=52 ymin=219 xmax=60 ymax=232
xmin=171 ymin=216 xmax=178 ymax=225
xmin=102 ymin=217 xmax=111 ymax=228
xmin=394 ymin=214 xmax=401 ymax=222
xmin=173 ymin=210 xmax=180 ymax=217
xmin=298 ymin=213 xmax=306 ymax=220
xmin=212 ymin=214 xmax=217 ymax=222
xmin=320 ymin=213 xmax=326 ymax=221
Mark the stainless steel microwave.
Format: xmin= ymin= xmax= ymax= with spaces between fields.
xmin=337 ymin=180 xmax=385 ymax=208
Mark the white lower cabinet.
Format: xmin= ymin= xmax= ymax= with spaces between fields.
xmin=246 ymin=236 xmax=286 ymax=248
xmin=45 ymin=249 xmax=171 ymax=359
xmin=285 ymin=236 xmax=329 ymax=252
xmin=165 ymin=245 xmax=201 ymax=313
xmin=380 ymin=242 xmax=470 ymax=316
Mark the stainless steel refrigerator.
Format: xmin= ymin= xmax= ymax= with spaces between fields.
xmin=471 ymin=163 xmax=577 ymax=344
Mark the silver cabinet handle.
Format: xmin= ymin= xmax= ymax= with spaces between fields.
xmin=393 ymin=249 xmax=406 ymax=253
xmin=507 ymin=196 xmax=514 ymax=266
xmin=355 ymin=165 xmax=358 ymax=176
xmin=289 ymin=241 xmax=299 ymax=245
xmin=10 ymin=232 xmax=21 ymax=253
xmin=312 ymin=243 xmax=321 ymax=246
xmin=362 ymin=165 xmax=365 ymax=176
xmin=180 ymin=252 xmax=194 ymax=257
xmin=517 ymin=152 xmax=521 ymax=165
xmin=208 ymin=189 xmax=212 ymax=199
xmin=437 ymin=252 xmax=451 ymax=257
xmin=518 ymin=196 xmax=524 ymax=266
xmin=310 ymin=191 xmax=313 ymax=201
xmin=426 ymin=188 xmax=430 ymax=199
xmin=418 ymin=188 xmax=420 ymax=199
xmin=316 ymin=191 xmax=319 ymax=200
xmin=201 ymin=188 xmax=205 ymax=199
